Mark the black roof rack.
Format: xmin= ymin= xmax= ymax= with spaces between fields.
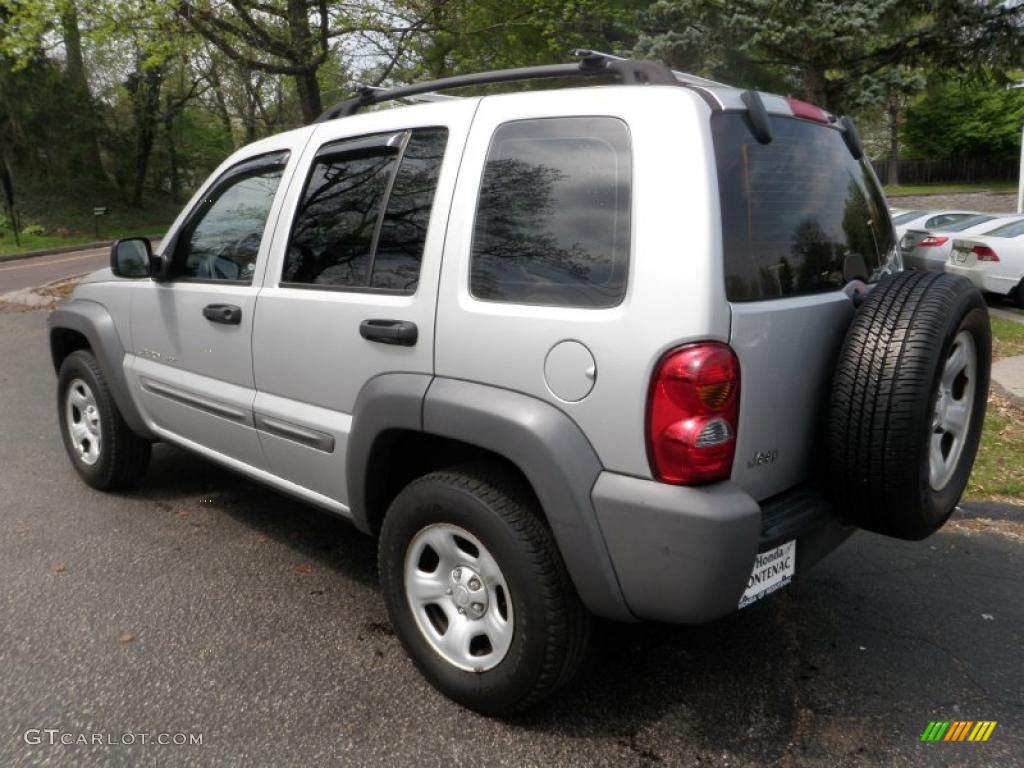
xmin=315 ymin=51 xmax=680 ymax=123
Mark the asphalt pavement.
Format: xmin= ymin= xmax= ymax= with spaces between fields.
xmin=0 ymin=247 xmax=109 ymax=295
xmin=0 ymin=304 xmax=1022 ymax=767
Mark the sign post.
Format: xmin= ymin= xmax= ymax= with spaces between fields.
xmin=93 ymin=206 xmax=108 ymax=238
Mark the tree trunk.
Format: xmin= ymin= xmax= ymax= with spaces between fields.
xmin=131 ymin=62 xmax=163 ymax=208
xmin=60 ymin=0 xmax=106 ymax=182
xmin=887 ymin=97 xmax=900 ymax=188
xmin=801 ymin=64 xmax=829 ymax=109
xmin=293 ymin=68 xmax=322 ymax=124
xmin=286 ymin=0 xmax=322 ymax=123
xmin=164 ymin=115 xmax=180 ymax=204
xmin=207 ymin=62 xmax=237 ymax=149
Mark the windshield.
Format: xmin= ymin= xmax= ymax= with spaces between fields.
xmin=712 ymin=113 xmax=896 ymax=301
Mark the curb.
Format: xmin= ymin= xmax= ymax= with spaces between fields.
xmin=0 ymin=241 xmax=114 ymax=263
xmin=992 ymin=355 xmax=1024 ymax=409
xmin=0 ymin=234 xmax=164 ymax=264
xmin=989 ymin=307 xmax=1024 ymax=325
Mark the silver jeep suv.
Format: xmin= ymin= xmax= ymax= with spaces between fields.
xmin=48 ymin=53 xmax=991 ymax=714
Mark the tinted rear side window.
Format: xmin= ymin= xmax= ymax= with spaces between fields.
xmin=713 ymin=114 xmax=894 ymax=301
xmin=373 ymin=128 xmax=448 ymax=291
xmin=470 ymin=117 xmax=631 ymax=308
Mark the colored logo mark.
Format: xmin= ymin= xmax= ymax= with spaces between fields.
xmin=921 ymin=721 xmax=997 ymax=742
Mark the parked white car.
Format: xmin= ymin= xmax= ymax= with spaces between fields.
xmin=892 ymin=210 xmax=979 ymax=240
xmin=903 ymin=214 xmax=1023 ymax=273
xmin=946 ymin=218 xmax=1024 ymax=307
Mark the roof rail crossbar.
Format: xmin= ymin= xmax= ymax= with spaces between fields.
xmin=315 ymin=52 xmax=677 ymax=123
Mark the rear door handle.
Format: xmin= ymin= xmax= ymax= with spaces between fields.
xmin=359 ymin=319 xmax=418 ymax=346
xmin=202 ymin=303 xmax=242 ymax=325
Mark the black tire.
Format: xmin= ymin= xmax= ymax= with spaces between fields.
xmin=827 ymin=271 xmax=990 ymax=540
xmin=57 ymin=350 xmax=151 ymax=490
xmin=378 ymin=464 xmax=589 ymax=715
xmin=1014 ymin=278 xmax=1024 ymax=310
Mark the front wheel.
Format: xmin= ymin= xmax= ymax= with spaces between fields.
xmin=57 ymin=350 xmax=151 ymax=490
xmin=378 ymin=465 xmax=589 ymax=715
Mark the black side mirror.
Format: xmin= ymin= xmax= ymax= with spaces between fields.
xmin=110 ymin=237 xmax=153 ymax=278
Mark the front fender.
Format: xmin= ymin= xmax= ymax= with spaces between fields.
xmin=48 ymin=300 xmax=154 ymax=440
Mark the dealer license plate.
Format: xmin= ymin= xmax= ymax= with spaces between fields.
xmin=738 ymin=540 xmax=796 ymax=609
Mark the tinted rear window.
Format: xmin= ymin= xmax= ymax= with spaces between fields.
xmin=713 ymin=114 xmax=894 ymax=301
xmin=891 ymin=210 xmax=925 ymax=224
xmin=985 ymin=219 xmax=1024 ymax=238
xmin=938 ymin=214 xmax=995 ymax=232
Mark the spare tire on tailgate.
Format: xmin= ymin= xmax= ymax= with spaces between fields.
xmin=827 ymin=271 xmax=990 ymax=540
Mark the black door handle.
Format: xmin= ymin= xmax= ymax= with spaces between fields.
xmin=359 ymin=319 xmax=418 ymax=346
xmin=202 ymin=303 xmax=242 ymax=325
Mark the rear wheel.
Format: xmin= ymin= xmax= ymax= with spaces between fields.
xmin=827 ymin=271 xmax=990 ymax=540
xmin=57 ymin=350 xmax=151 ymax=490
xmin=378 ymin=465 xmax=589 ymax=715
xmin=1014 ymin=278 xmax=1024 ymax=310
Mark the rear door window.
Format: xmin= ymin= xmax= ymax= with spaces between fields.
xmin=713 ymin=114 xmax=894 ymax=301
xmin=283 ymin=127 xmax=448 ymax=292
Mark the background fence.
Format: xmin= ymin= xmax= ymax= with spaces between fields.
xmin=868 ymin=155 xmax=1019 ymax=185
xmin=870 ymin=156 xmax=1019 ymax=186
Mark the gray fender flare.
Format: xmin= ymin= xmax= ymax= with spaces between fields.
xmin=346 ymin=373 xmax=432 ymax=534
xmin=422 ymin=379 xmax=633 ymax=621
xmin=346 ymin=374 xmax=633 ymax=621
xmin=48 ymin=300 xmax=155 ymax=440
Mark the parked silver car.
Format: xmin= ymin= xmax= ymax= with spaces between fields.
xmin=46 ymin=53 xmax=992 ymax=714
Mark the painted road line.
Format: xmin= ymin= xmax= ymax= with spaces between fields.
xmin=0 ymin=251 xmax=105 ymax=272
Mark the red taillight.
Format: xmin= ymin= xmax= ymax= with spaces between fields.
xmin=646 ymin=343 xmax=740 ymax=485
xmin=974 ymin=245 xmax=999 ymax=262
xmin=785 ymin=97 xmax=829 ymax=124
xmin=918 ymin=236 xmax=949 ymax=247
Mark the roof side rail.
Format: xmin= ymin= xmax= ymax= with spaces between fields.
xmin=315 ymin=51 xmax=677 ymax=123
xmin=573 ymin=49 xmax=728 ymax=89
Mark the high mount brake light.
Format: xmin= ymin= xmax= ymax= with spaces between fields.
xmin=646 ymin=343 xmax=741 ymax=485
xmin=785 ymin=97 xmax=829 ymax=124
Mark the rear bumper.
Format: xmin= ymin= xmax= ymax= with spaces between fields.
xmin=946 ymin=263 xmax=1017 ymax=296
xmin=592 ymin=473 xmax=852 ymax=624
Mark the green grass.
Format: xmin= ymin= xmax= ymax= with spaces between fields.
xmin=967 ymin=317 xmax=1024 ymax=502
xmin=991 ymin=317 xmax=1024 ymax=360
xmin=968 ymin=394 xmax=1024 ymax=501
xmin=0 ymin=182 xmax=178 ymax=256
xmin=884 ymin=181 xmax=1019 ymax=197
xmin=0 ymin=226 xmax=168 ymax=257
